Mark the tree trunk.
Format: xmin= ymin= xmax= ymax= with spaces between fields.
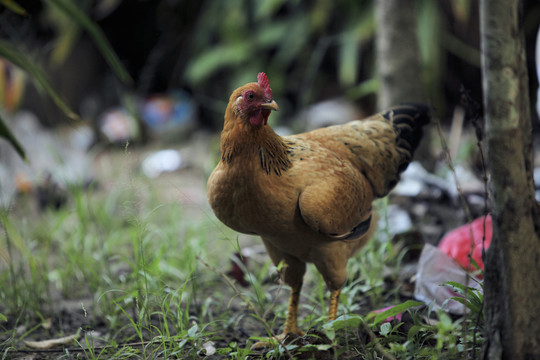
xmin=375 ymin=0 xmax=425 ymax=110
xmin=375 ymin=0 xmax=434 ymax=169
xmin=480 ymin=0 xmax=540 ymax=358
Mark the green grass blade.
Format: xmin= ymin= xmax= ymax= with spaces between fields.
xmin=0 ymin=40 xmax=80 ymax=121
xmin=47 ymin=0 xmax=133 ymax=86
xmin=370 ymin=300 xmax=424 ymax=326
xmin=0 ymin=113 xmax=25 ymax=160
xmin=338 ymin=31 xmax=359 ymax=87
xmin=0 ymin=212 xmax=31 ymax=260
xmin=346 ymin=78 xmax=379 ymax=100
xmin=0 ymin=0 xmax=27 ymax=15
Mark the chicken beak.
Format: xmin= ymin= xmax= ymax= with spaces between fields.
xmin=260 ymin=100 xmax=279 ymax=111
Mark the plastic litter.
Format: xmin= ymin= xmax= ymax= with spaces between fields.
xmin=0 ymin=111 xmax=94 ymax=207
xmin=297 ymin=99 xmax=361 ymax=131
xmin=141 ymin=149 xmax=182 ymax=178
xmin=414 ymin=244 xmax=482 ymax=314
xmin=141 ymin=90 xmax=196 ymax=140
xmin=438 ymin=215 xmax=492 ymax=273
xmin=377 ymin=204 xmax=412 ymax=240
xmin=99 ymin=107 xmax=139 ymax=143
xmin=393 ymin=161 xmax=451 ymax=197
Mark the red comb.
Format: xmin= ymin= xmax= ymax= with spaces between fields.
xmin=257 ymin=72 xmax=272 ymax=99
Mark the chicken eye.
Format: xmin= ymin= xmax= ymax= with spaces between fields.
xmin=245 ymin=91 xmax=255 ymax=101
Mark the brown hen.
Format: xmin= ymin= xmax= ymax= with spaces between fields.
xmin=207 ymin=73 xmax=430 ymax=347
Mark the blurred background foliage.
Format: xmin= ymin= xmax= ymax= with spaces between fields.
xmin=0 ymin=0 xmax=539 ymax=141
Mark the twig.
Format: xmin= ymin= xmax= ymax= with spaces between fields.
xmin=461 ymin=86 xmax=488 ymax=359
xmin=435 ymin=116 xmax=476 ymax=360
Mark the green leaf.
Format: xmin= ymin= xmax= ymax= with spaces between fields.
xmin=274 ymin=15 xmax=309 ymax=67
xmin=255 ymin=0 xmax=288 ymax=19
xmin=47 ymin=0 xmax=133 ymax=86
xmin=448 ymin=296 xmax=468 ymax=306
xmin=379 ymin=322 xmax=392 ymax=336
xmin=324 ymin=313 xmax=364 ymax=331
xmin=444 ymin=281 xmax=467 ymax=294
xmin=187 ymin=323 xmax=198 ymax=338
xmin=0 ymin=40 xmax=79 ymax=121
xmin=442 ymin=32 xmax=481 ymax=67
xmin=370 ymin=300 xmax=423 ymax=326
xmin=437 ymin=311 xmax=453 ymax=329
xmin=255 ymin=20 xmax=291 ymax=47
xmin=185 ymin=43 xmax=250 ymax=85
xmin=338 ymin=3 xmax=374 ymax=88
xmin=298 ymin=344 xmax=333 ymax=352
xmin=338 ymin=31 xmax=359 ymax=87
xmin=0 ymin=212 xmax=36 ymax=272
xmin=49 ymin=6 xmax=84 ymax=66
xmin=215 ymin=347 xmax=233 ymax=355
xmin=407 ymin=324 xmax=422 ymax=339
xmin=443 ymin=281 xmax=483 ymax=308
xmin=417 ymin=0 xmax=443 ymax=107
xmin=346 ymin=78 xmax=379 ymax=99
xmin=450 ymin=295 xmax=482 ymax=315
xmin=0 ymin=313 xmax=7 ymax=322
xmin=0 ymin=113 xmax=25 ymax=160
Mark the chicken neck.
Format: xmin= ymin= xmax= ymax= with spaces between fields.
xmin=220 ymin=110 xmax=292 ymax=176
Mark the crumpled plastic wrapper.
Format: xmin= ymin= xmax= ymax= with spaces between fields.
xmin=414 ymin=244 xmax=482 ymax=314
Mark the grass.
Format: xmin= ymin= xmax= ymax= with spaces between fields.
xmin=0 ymin=146 xmax=484 ymax=359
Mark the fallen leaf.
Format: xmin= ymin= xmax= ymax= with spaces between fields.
xmin=24 ymin=333 xmax=79 ymax=349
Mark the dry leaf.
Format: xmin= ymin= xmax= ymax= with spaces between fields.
xmin=24 ymin=333 xmax=79 ymax=349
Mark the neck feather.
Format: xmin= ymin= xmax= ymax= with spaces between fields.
xmin=220 ymin=106 xmax=292 ymax=176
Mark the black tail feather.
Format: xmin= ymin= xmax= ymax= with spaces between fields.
xmin=381 ymin=103 xmax=431 ymax=160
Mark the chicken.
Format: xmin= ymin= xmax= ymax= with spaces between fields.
xmin=207 ymin=73 xmax=430 ymax=347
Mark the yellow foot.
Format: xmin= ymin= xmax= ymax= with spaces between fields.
xmin=250 ymin=329 xmax=305 ymax=350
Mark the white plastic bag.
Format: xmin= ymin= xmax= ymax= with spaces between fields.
xmin=414 ymin=244 xmax=482 ymax=314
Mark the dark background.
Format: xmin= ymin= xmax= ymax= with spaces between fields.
xmin=1 ymin=0 xmax=539 ymax=132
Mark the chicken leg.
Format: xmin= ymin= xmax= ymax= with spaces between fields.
xmin=250 ymin=285 xmax=304 ymax=350
xmin=282 ymin=286 xmax=305 ymax=336
xmin=251 ymin=286 xmax=344 ymax=349
xmin=328 ymin=289 xmax=341 ymax=320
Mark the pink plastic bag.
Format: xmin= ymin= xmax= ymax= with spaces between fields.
xmin=438 ymin=215 xmax=492 ymax=273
